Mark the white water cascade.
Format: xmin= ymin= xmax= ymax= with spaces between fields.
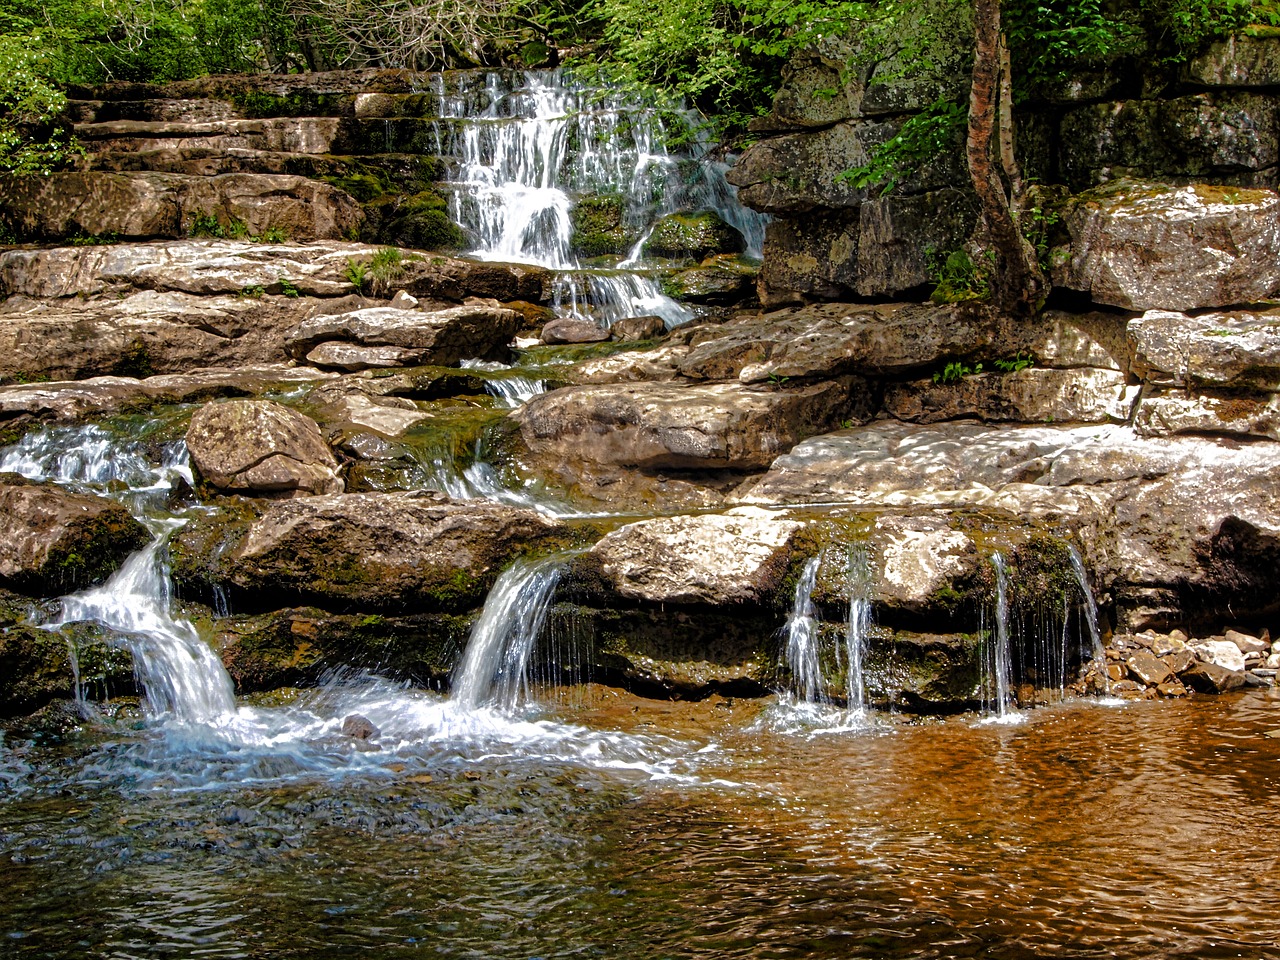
xmin=983 ymin=553 xmax=1017 ymax=721
xmin=782 ymin=557 xmax=824 ymax=703
xmin=841 ymin=546 xmax=874 ymax=713
xmin=432 ymin=70 xmax=767 ymax=330
xmin=451 ymin=556 xmax=566 ymax=712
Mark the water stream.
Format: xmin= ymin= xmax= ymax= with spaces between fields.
xmin=433 ymin=70 xmax=766 ymax=329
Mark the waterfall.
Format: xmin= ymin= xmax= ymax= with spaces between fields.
xmin=49 ymin=521 xmax=237 ymax=723
xmin=451 ymin=556 xmax=565 ymax=712
xmin=782 ymin=557 xmax=824 ymax=703
xmin=842 ymin=546 xmax=874 ymax=713
xmin=1068 ymin=543 xmax=1110 ymax=695
xmin=433 ymin=70 xmax=766 ymax=330
xmin=459 ymin=358 xmax=547 ymax=408
xmin=984 ymin=553 xmax=1016 ymax=720
xmin=3 ymin=424 xmax=236 ymax=723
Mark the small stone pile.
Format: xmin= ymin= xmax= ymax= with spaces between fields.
xmin=1100 ymin=627 xmax=1276 ymax=699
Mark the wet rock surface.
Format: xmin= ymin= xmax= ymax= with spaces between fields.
xmin=0 ymin=478 xmax=150 ymax=594
xmin=186 ymin=399 xmax=343 ymax=497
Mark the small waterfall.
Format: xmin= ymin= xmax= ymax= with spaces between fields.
xmin=983 ymin=553 xmax=1016 ymax=720
xmin=4 ymin=424 xmax=236 ymax=724
xmin=842 ymin=546 xmax=874 ymax=712
xmin=50 ymin=521 xmax=237 ymax=723
xmin=460 ymin=358 xmax=547 ymax=408
xmin=434 ymin=70 xmax=766 ymax=330
xmin=1068 ymin=544 xmax=1105 ymax=664
xmin=782 ymin=557 xmax=824 ymax=703
xmin=451 ymin=557 xmax=565 ymax=712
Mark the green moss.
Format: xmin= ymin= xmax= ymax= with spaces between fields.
xmin=570 ymin=194 xmax=637 ymax=258
xmin=112 ymin=339 xmax=155 ymax=379
xmin=642 ymin=211 xmax=744 ymax=261
xmin=322 ymin=172 xmax=388 ymax=203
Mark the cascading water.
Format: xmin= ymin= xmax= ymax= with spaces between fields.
xmin=983 ymin=553 xmax=1017 ymax=721
xmin=451 ymin=556 xmax=566 ymax=712
xmin=432 ymin=70 xmax=766 ymax=330
xmin=782 ymin=557 xmax=824 ymax=704
xmin=460 ymin=358 xmax=547 ymax=408
xmin=841 ymin=546 xmax=874 ymax=713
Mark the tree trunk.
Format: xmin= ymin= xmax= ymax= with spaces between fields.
xmin=967 ymin=0 xmax=1045 ymax=317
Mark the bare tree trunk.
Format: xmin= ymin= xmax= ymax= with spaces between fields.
xmin=967 ymin=0 xmax=1045 ymax=316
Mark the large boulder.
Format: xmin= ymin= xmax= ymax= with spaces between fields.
xmin=0 ymin=290 xmax=314 ymax=381
xmin=186 ymin=399 xmax=343 ymax=497
xmin=286 ymin=304 xmax=521 ymax=369
xmin=855 ymin=189 xmax=978 ymax=297
xmin=513 ymin=378 xmax=864 ymax=473
xmin=0 ymin=477 xmax=149 ymax=594
xmin=757 ymin=213 xmax=860 ymax=305
xmin=675 ymin=302 xmax=1009 ymax=384
xmin=583 ymin=511 xmax=802 ymax=606
xmin=642 ymin=212 xmax=744 ymax=261
xmin=1187 ymin=34 xmax=1280 ymax=87
xmin=738 ymin=420 xmax=1280 ymax=632
xmin=172 ymin=491 xmax=562 ymax=611
xmin=0 ymin=171 xmax=363 ymax=242
xmin=1052 ymin=180 xmax=1280 ymax=311
xmin=1128 ymin=308 xmax=1280 ymax=390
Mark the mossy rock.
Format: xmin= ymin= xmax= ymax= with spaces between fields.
xmin=643 ymin=211 xmax=744 ymax=261
xmin=363 ymin=189 xmax=464 ymax=251
xmin=570 ymin=194 xmax=638 ymax=258
xmin=213 ymin=607 xmax=470 ymax=692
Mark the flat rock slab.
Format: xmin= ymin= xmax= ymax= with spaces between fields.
xmin=1 ymin=171 xmax=361 ymax=242
xmin=1128 ymin=308 xmax=1280 ymax=390
xmin=0 ymin=289 xmax=314 ymax=380
xmin=884 ymin=368 xmax=1136 ymax=425
xmin=194 ymin=491 xmax=562 ymax=610
xmin=0 ymin=478 xmax=149 ymax=595
xmin=286 ymin=304 xmax=520 ymax=368
xmin=186 ymin=399 xmax=342 ymax=496
xmin=584 ymin=511 xmax=802 ymax=606
xmin=1053 ymin=180 xmax=1280 ymax=311
xmin=514 ymin=378 xmax=863 ymax=471
xmin=676 ymin=302 xmax=1007 ymax=383
xmin=0 ymin=366 xmax=335 ymax=423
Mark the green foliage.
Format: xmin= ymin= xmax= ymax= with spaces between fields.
xmin=932 ymin=360 xmax=982 ymax=385
xmin=928 ymin=248 xmax=992 ymax=304
xmin=70 ymin=230 xmax=120 ymax=246
xmin=0 ymin=38 xmax=78 ymax=176
xmin=839 ymin=98 xmax=966 ymax=195
xmin=993 ymin=352 xmax=1035 ymax=373
xmin=1004 ymin=0 xmax=1143 ymax=86
xmin=187 ymin=213 xmax=251 ymax=239
xmin=345 ymin=258 xmax=368 ymax=292
xmin=240 ymin=285 xmax=266 ymax=298
xmin=278 ymin=276 xmax=300 ymax=297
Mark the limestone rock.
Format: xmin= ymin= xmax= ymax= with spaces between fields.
xmin=855 ymin=189 xmax=978 ymax=297
xmin=674 ymin=302 xmax=1007 ymax=384
xmin=513 ymin=378 xmax=862 ymax=472
xmin=0 ymin=171 xmax=363 ymax=242
xmin=883 ymin=369 xmax=1137 ymax=425
xmin=1052 ymin=180 xmax=1280 ymax=311
xmin=1163 ymin=649 xmax=1197 ymax=675
xmin=767 ymin=36 xmax=865 ymax=128
xmin=1059 ymin=94 xmax=1280 ymax=191
xmin=186 ymin=399 xmax=342 ymax=497
xmin=304 ymin=343 xmax=420 ymax=371
xmin=1128 ymin=308 xmax=1280 ymax=390
xmin=0 ymin=478 xmax=149 ymax=594
xmin=729 ymin=121 xmax=889 ymax=214
xmin=757 ymin=213 xmax=859 ymax=305
xmin=0 ymin=289 xmax=314 ymax=381
xmin=1182 ymin=659 xmax=1248 ymax=693
xmin=1134 ymin=390 xmax=1280 ymax=442
xmin=1127 ymin=651 xmax=1175 ymax=686
xmin=286 ymin=304 xmax=520 ymax=368
xmin=541 ymin=317 xmax=609 ymax=345
xmin=1192 ymin=639 xmax=1247 ymax=673
xmin=184 ymin=491 xmax=561 ymax=610
xmin=869 ymin=515 xmax=979 ymax=614
xmin=584 ymin=511 xmax=801 ymax=606
xmin=609 ymin=316 xmax=667 ymax=343
xmin=642 ymin=212 xmax=743 ymax=261
xmin=1225 ymin=629 xmax=1269 ymax=655
xmin=1187 ymin=34 xmax=1280 ymax=87
xmin=310 ymin=389 xmax=428 ymax=437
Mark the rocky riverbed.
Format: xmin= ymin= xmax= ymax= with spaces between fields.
xmin=4 ymin=65 xmax=1280 ymax=724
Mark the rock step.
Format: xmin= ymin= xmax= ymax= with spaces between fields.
xmin=72 ymin=117 xmax=470 ymax=159
xmin=67 ymin=90 xmax=468 ymax=124
xmin=86 ymin=149 xmax=446 ymax=183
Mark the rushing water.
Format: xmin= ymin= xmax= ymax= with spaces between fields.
xmin=4 ymin=688 xmax=1280 ymax=958
xmin=432 ymin=70 xmax=766 ymax=329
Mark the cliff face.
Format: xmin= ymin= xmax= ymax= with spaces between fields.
xmin=731 ymin=30 xmax=1280 ymax=307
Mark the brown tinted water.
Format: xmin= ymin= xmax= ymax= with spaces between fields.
xmin=3 ymin=686 xmax=1279 ymax=959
